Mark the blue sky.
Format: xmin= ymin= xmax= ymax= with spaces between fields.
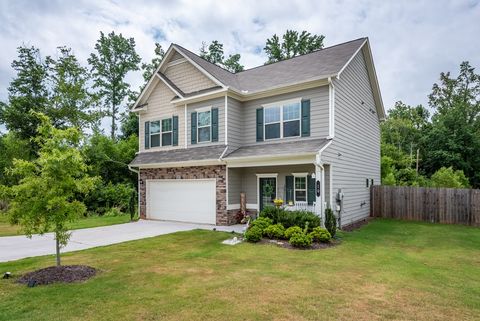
xmin=0 ymin=0 xmax=479 ymax=117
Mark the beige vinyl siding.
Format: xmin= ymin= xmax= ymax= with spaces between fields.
xmin=241 ymin=86 xmax=329 ymax=145
xmin=187 ymin=97 xmax=225 ymax=148
xmin=228 ymin=165 xmax=314 ymax=206
xmin=164 ymin=61 xmax=217 ymax=94
xmin=170 ymin=51 xmax=184 ymax=61
xmin=138 ymin=81 xmax=185 ymax=152
xmin=323 ymin=49 xmax=381 ymax=226
xmin=227 ymin=97 xmax=243 ymax=149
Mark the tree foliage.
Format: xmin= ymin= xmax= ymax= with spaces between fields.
xmin=0 ymin=45 xmax=49 ymax=141
xmin=141 ymin=42 xmax=165 ymax=82
xmin=88 ymin=31 xmax=141 ymax=139
xmin=430 ymin=167 xmax=470 ymax=188
xmin=0 ymin=113 xmax=98 ymax=266
xmin=199 ymin=40 xmax=244 ymax=73
xmin=264 ymin=30 xmax=325 ymax=64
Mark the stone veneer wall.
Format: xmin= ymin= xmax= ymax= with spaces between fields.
xmin=139 ymin=165 xmax=235 ymax=225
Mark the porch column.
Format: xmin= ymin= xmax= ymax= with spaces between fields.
xmin=315 ymin=155 xmax=325 ymax=227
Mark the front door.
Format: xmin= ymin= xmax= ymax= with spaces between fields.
xmin=259 ymin=177 xmax=276 ymax=211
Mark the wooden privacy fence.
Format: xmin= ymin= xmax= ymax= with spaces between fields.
xmin=371 ymin=185 xmax=480 ymax=226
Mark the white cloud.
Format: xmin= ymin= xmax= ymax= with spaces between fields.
xmin=0 ymin=0 xmax=479 ymax=116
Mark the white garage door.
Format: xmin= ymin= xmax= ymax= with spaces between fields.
xmin=147 ymin=179 xmax=216 ymax=224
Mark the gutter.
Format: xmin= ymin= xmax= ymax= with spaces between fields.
xmin=218 ymin=145 xmax=229 ymax=161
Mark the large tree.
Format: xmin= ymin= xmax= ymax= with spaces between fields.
xmin=88 ymin=31 xmax=141 ymax=139
xmin=422 ymin=61 xmax=480 ymax=187
xmin=199 ymin=40 xmax=244 ymax=73
xmin=0 ymin=45 xmax=49 ymax=141
xmin=1 ymin=113 xmax=98 ymax=266
xmin=264 ymin=30 xmax=325 ymax=64
xmin=141 ymin=42 xmax=165 ymax=82
xmin=47 ymin=46 xmax=99 ymax=130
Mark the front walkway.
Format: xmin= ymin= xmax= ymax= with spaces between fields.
xmin=0 ymin=220 xmax=245 ymax=262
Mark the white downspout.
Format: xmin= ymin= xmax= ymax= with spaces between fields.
xmin=315 ymin=138 xmax=333 ymax=227
xmin=128 ymin=165 xmax=140 ymax=220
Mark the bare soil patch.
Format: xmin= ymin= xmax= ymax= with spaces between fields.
xmin=17 ymin=265 xmax=96 ymax=286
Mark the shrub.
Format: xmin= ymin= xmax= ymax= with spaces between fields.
xmin=276 ymin=210 xmax=320 ymax=231
xmin=309 ymin=227 xmax=331 ymax=243
xmin=325 ymin=208 xmax=337 ymax=237
xmin=104 ymin=207 xmax=124 ymax=217
xmin=244 ymin=226 xmax=263 ymax=242
xmin=259 ymin=206 xmax=280 ymax=221
xmin=250 ymin=216 xmax=272 ymax=232
xmin=284 ymin=226 xmax=303 ymax=239
xmin=263 ymin=223 xmax=285 ymax=239
xmin=289 ymin=233 xmax=313 ymax=248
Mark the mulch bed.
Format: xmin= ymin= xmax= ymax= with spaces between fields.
xmin=341 ymin=218 xmax=371 ymax=232
xmin=258 ymin=238 xmax=340 ymax=250
xmin=17 ymin=265 xmax=96 ymax=286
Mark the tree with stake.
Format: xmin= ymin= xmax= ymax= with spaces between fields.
xmin=88 ymin=31 xmax=141 ymax=139
xmin=0 ymin=113 xmax=98 ymax=266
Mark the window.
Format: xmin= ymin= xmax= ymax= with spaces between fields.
xmin=161 ymin=118 xmax=172 ymax=146
xmin=264 ymin=100 xmax=301 ymax=140
xmin=264 ymin=106 xmax=281 ymax=139
xmin=294 ymin=176 xmax=307 ymax=202
xmin=197 ymin=109 xmax=211 ymax=143
xmin=150 ymin=121 xmax=160 ymax=147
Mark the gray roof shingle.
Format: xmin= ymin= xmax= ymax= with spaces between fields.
xmin=224 ymin=138 xmax=329 ymax=159
xmin=130 ymin=145 xmax=227 ymax=166
xmin=173 ymin=38 xmax=366 ymax=93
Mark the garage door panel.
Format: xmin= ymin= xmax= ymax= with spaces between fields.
xmin=147 ymin=179 xmax=216 ymax=224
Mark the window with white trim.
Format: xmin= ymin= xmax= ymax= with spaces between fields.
xmin=294 ymin=176 xmax=307 ymax=202
xmin=161 ymin=118 xmax=172 ymax=146
xmin=264 ymin=100 xmax=301 ymax=140
xmin=150 ymin=120 xmax=161 ymax=147
xmin=197 ymin=109 xmax=211 ymax=143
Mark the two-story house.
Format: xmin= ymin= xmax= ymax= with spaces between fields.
xmin=129 ymin=37 xmax=384 ymax=228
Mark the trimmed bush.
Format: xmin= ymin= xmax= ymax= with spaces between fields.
xmin=325 ymin=208 xmax=337 ymax=237
xmin=263 ymin=223 xmax=285 ymax=239
xmin=250 ymin=217 xmax=272 ymax=232
xmin=289 ymin=233 xmax=313 ymax=248
xmin=309 ymin=227 xmax=331 ymax=243
xmin=244 ymin=226 xmax=263 ymax=242
xmin=284 ymin=226 xmax=303 ymax=239
xmin=260 ymin=208 xmax=321 ymax=231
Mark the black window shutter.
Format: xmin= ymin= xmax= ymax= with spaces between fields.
xmin=307 ymin=175 xmax=315 ymax=205
xmin=144 ymin=121 xmax=150 ymax=149
xmin=172 ymin=116 xmax=178 ymax=146
xmin=256 ymin=108 xmax=264 ymax=142
xmin=301 ymin=99 xmax=311 ymax=137
xmin=285 ymin=175 xmax=294 ymax=203
xmin=191 ymin=112 xmax=197 ymax=144
xmin=211 ymin=108 xmax=218 ymax=142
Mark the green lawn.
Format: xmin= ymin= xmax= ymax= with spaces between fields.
xmin=0 ymin=215 xmax=132 ymax=237
xmin=0 ymin=219 xmax=479 ymax=321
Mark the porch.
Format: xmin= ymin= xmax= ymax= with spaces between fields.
xmin=227 ymin=164 xmax=332 ymax=216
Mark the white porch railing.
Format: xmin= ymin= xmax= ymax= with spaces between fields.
xmin=284 ymin=201 xmax=316 ymax=212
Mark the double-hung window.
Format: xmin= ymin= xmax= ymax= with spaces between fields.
xmin=150 ymin=120 xmax=161 ymax=148
xmin=294 ymin=176 xmax=307 ymax=202
xmin=197 ymin=108 xmax=211 ymax=143
xmin=161 ymin=118 xmax=172 ymax=146
xmin=264 ymin=99 xmax=301 ymax=140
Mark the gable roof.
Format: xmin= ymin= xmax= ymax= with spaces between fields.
xmin=133 ymin=37 xmax=384 ymax=118
xmin=174 ymin=38 xmax=366 ymax=94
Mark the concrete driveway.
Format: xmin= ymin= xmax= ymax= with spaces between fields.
xmin=0 ymin=220 xmax=245 ymax=262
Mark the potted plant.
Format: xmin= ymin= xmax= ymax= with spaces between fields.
xmin=273 ymin=198 xmax=284 ymax=208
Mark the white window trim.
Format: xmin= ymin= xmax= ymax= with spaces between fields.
xmin=161 ymin=118 xmax=173 ymax=146
xmin=196 ymin=106 xmax=212 ymax=143
xmin=294 ymin=175 xmax=307 ymax=203
xmin=149 ymin=120 xmax=161 ymax=148
xmin=263 ymin=98 xmax=302 ymax=141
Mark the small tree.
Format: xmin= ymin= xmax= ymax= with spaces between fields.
xmin=1 ymin=113 xmax=98 ymax=266
xmin=430 ymin=167 xmax=470 ymax=188
xmin=324 ymin=208 xmax=337 ymax=237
